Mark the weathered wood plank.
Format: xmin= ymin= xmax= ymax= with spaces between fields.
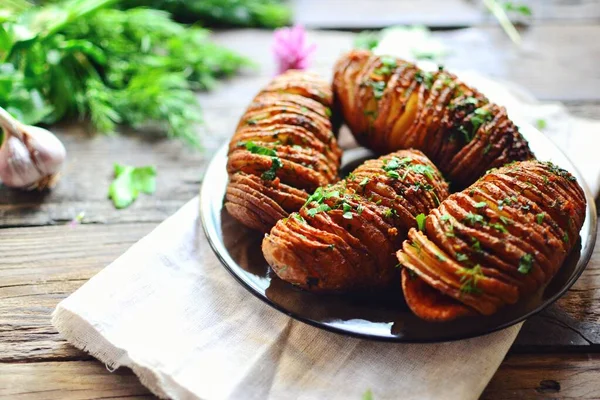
xmin=0 ymin=223 xmax=157 ymax=361
xmin=1 ymin=354 xmax=599 ymax=400
xmin=293 ymin=0 xmax=600 ymax=29
xmin=482 ymin=353 xmax=600 ymax=399
xmin=0 ymin=221 xmax=598 ymax=363
xmin=0 ymin=361 xmax=153 ymax=400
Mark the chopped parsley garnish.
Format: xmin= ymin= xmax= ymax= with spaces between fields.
xmin=499 ymin=216 xmax=513 ymax=225
xmin=457 ymin=264 xmax=484 ymax=294
xmin=471 ymin=238 xmax=482 ymax=252
xmin=536 ymin=118 xmax=547 ymax=130
xmin=407 ymin=164 xmax=436 ymax=180
xmin=383 ymin=156 xmax=411 ymax=171
xmin=387 ymin=170 xmax=400 ymax=179
xmin=356 ymin=204 xmax=365 ymax=215
xmin=414 ymin=70 xmax=434 ymax=90
xmin=463 ymin=212 xmax=485 ymax=225
xmin=367 ymin=80 xmax=386 ymax=99
xmin=244 ymin=141 xmax=277 ymax=157
xmin=416 ymin=213 xmax=427 ymax=231
xmin=545 ymin=162 xmax=577 ymax=182
xmin=563 ymin=233 xmax=569 ymax=243
xmin=464 ymin=96 xmax=478 ymax=105
xmin=435 ymin=253 xmax=447 ymax=262
xmin=536 ymin=213 xmax=544 ymax=224
xmin=474 ymin=201 xmax=487 ymax=209
xmin=343 ymin=211 xmax=353 ymax=219
xmin=293 ymin=214 xmax=305 ymax=223
xmin=384 ymin=208 xmax=397 ymax=218
xmin=243 ymin=141 xmax=282 ymax=181
xmin=490 ymin=222 xmax=508 ymax=233
xmin=440 ymin=214 xmax=451 ymax=221
xmin=456 ymin=253 xmax=469 ymax=262
xmin=261 ymin=157 xmax=282 ymax=181
xmin=518 ymin=253 xmax=534 ymax=274
xmin=359 ymin=177 xmax=370 ymax=186
xmin=307 ymin=203 xmax=331 ymax=217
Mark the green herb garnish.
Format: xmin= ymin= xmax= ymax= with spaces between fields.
xmin=456 ymin=253 xmax=469 ymax=262
xmin=416 ymin=213 xmax=427 ymax=231
xmin=261 ymin=157 xmax=283 ymax=180
xmin=536 ymin=118 xmax=547 ymax=130
xmin=536 ymin=213 xmax=544 ymax=224
xmin=245 ymin=141 xmax=277 ymax=156
xmin=518 ymin=253 xmax=534 ymax=274
xmin=108 ymin=163 xmax=156 ymax=209
xmin=0 ymin=1 xmax=251 ymax=147
xmin=457 ymin=264 xmax=484 ymax=294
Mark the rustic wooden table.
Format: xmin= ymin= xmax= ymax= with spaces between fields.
xmin=1 ymin=1 xmax=600 ymax=399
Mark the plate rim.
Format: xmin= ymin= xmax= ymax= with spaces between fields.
xmin=200 ymin=125 xmax=597 ymax=343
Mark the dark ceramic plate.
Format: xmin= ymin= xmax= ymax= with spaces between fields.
xmin=200 ymin=124 xmax=597 ymax=342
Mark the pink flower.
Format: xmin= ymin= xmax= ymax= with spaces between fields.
xmin=272 ymin=25 xmax=316 ymax=74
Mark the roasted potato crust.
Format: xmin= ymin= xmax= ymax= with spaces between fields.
xmin=397 ymin=160 xmax=586 ymax=321
xmin=225 ymin=70 xmax=341 ymax=232
xmin=333 ymin=50 xmax=535 ymax=188
xmin=263 ymin=149 xmax=450 ymax=292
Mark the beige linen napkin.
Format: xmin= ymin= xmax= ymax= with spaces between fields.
xmin=52 ymin=76 xmax=600 ymax=400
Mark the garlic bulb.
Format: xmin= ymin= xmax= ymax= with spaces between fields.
xmin=0 ymin=107 xmax=66 ymax=190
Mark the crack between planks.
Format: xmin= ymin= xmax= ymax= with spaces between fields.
xmin=0 ymin=278 xmax=88 ymax=290
xmin=540 ymin=314 xmax=595 ymax=345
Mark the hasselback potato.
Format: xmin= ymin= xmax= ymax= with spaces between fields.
xmin=262 ymin=149 xmax=449 ymax=292
xmin=397 ymin=160 xmax=586 ymax=321
xmin=226 ymin=70 xmax=342 ymax=232
xmin=332 ymin=50 xmax=534 ymax=188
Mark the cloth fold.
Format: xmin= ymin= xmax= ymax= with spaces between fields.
xmin=53 ymin=74 xmax=599 ymax=400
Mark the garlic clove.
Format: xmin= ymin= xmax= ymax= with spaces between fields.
xmin=23 ymin=125 xmax=67 ymax=177
xmin=0 ymin=135 xmax=40 ymax=188
xmin=0 ymin=106 xmax=67 ymax=190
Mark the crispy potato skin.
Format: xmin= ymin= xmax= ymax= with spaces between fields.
xmin=263 ymin=149 xmax=450 ymax=292
xmin=225 ymin=70 xmax=341 ymax=232
xmin=397 ymin=160 xmax=586 ymax=321
xmin=332 ymin=50 xmax=534 ymax=188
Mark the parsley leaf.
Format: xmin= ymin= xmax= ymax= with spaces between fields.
xmin=244 ymin=141 xmax=277 ymax=157
xmin=108 ymin=163 xmax=157 ymax=209
xmin=518 ymin=253 xmax=534 ymax=274
xmin=536 ymin=118 xmax=547 ymax=130
xmin=536 ymin=213 xmax=544 ymax=224
xmin=416 ymin=213 xmax=426 ymax=231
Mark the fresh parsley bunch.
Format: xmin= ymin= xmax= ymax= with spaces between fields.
xmin=0 ymin=0 xmax=251 ymax=146
xmin=126 ymin=0 xmax=292 ymax=28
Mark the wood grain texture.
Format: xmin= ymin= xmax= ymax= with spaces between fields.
xmin=0 ymin=361 xmax=153 ymax=399
xmin=0 ymin=223 xmax=157 ymax=361
xmin=293 ymin=0 xmax=600 ymax=29
xmin=482 ymin=353 xmax=600 ymax=399
xmin=1 ymin=354 xmax=599 ymax=400
xmin=0 ymin=222 xmax=598 ymax=364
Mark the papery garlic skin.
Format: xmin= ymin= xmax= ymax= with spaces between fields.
xmin=0 ymin=135 xmax=40 ymax=188
xmin=0 ymin=107 xmax=67 ymax=190
xmin=24 ymin=125 xmax=67 ymax=179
